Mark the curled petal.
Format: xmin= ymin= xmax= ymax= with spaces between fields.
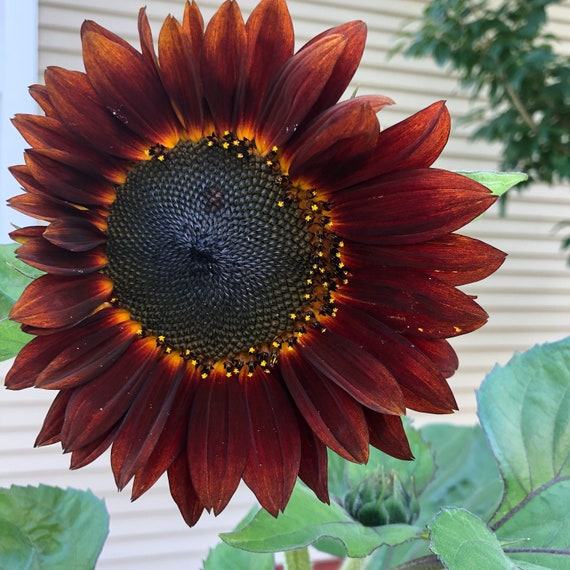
xmin=29 ymin=84 xmax=56 ymax=116
xmin=409 ymin=337 xmax=459 ymax=378
xmin=7 ymin=193 xmax=79 ymax=222
xmin=182 ymin=0 xmax=204 ymax=51
xmin=339 ymin=101 xmax=451 ymax=187
xmin=10 ymin=273 xmax=112 ymax=329
xmin=297 ymin=417 xmax=330 ymax=504
xmin=285 ymin=97 xmax=389 ymax=186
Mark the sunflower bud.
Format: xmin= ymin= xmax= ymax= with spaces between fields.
xmin=343 ymin=470 xmax=420 ymax=527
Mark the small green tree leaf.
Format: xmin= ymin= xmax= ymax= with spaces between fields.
xmin=221 ymin=483 xmax=421 ymax=557
xmin=0 ymin=244 xmax=41 ymax=361
xmin=428 ymin=508 xmax=516 ymax=569
xmin=0 ymin=485 xmax=109 ymax=570
xmin=457 ymin=171 xmax=528 ymax=196
xmin=477 ymin=338 xmax=570 ymax=526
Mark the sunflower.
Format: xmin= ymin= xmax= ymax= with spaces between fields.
xmin=6 ymin=0 xmax=504 ymax=526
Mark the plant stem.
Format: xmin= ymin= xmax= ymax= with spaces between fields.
xmin=340 ymin=556 xmax=370 ymax=570
xmin=284 ymin=547 xmax=312 ymax=570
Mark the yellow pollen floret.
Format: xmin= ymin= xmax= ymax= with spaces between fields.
xmin=290 ymin=313 xmax=297 ymax=319
xmin=222 ymin=142 xmax=230 ymax=149
xmin=277 ymin=200 xmax=284 ymax=207
xmin=158 ymin=154 xmax=165 ymax=161
xmin=248 ymin=347 xmax=256 ymax=353
xmin=272 ymin=146 xmax=278 ymax=152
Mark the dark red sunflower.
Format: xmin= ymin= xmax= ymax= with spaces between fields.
xmin=6 ymin=0 xmax=504 ymax=526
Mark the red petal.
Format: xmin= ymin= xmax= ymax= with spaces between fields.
xmin=280 ymin=351 xmax=369 ymax=462
xmin=297 ymin=328 xmax=405 ymax=415
xmin=12 ymin=114 xmax=127 ymax=184
xmin=36 ymin=311 xmax=137 ymax=390
xmin=237 ymin=0 xmax=294 ymax=134
xmin=187 ymin=372 xmax=248 ymax=514
xmin=338 ymin=268 xmax=489 ymax=338
xmin=29 ymin=84 xmax=56 ymax=116
xmin=284 ymin=97 xmax=387 ymax=187
xmin=333 ymin=169 xmax=497 ymax=245
xmin=256 ymin=34 xmax=349 ymax=151
xmin=297 ymin=21 xmax=367 ymax=123
xmin=328 ymin=305 xmax=457 ymax=412
xmin=15 ymin=238 xmax=107 ymax=276
xmin=182 ymin=0 xmax=204 ymax=51
xmin=339 ymin=101 xmax=451 ymax=187
xmin=131 ymin=366 xmax=199 ymax=500
xmin=111 ymin=353 xmax=186 ymax=489
xmin=167 ymin=451 xmax=205 ymax=527
xmin=365 ymin=412 xmax=413 ymax=460
xmin=44 ymin=67 xmax=149 ymax=160
xmin=9 ymin=225 xmax=45 ymax=244
xmin=43 ymin=217 xmax=107 ymax=252
xmin=200 ymin=0 xmax=247 ymax=133
xmin=10 ymin=274 xmax=113 ymax=328
xmin=7 ymin=193 xmax=79 ymax=222
xmin=343 ymin=235 xmax=506 ymax=286
xmin=297 ymin=417 xmax=330 ymax=504
xmin=158 ymin=16 xmax=203 ymax=135
xmin=34 ymin=391 xmax=72 ymax=447
xmin=242 ymin=368 xmax=301 ymax=516
xmin=409 ymin=337 xmax=459 ymax=378
xmin=60 ymin=337 xmax=158 ymax=450
xmin=81 ymin=21 xmax=181 ymax=147
xmin=70 ymin=425 xmax=119 ymax=469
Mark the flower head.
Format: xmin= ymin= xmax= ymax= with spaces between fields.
xmin=6 ymin=0 xmax=504 ymax=526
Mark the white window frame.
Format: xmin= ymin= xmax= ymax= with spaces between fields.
xmin=0 ymin=0 xmax=38 ymax=239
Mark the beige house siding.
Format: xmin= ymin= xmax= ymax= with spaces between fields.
xmin=1 ymin=0 xmax=569 ymax=568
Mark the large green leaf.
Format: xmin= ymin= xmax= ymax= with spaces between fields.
xmin=419 ymin=424 xmax=503 ymax=523
xmin=204 ymin=507 xmax=274 ymax=570
xmin=477 ymin=339 xmax=570 ymax=567
xmin=0 ymin=244 xmax=41 ymax=361
xmin=221 ymin=483 xmax=421 ymax=558
xmin=428 ymin=508 xmax=517 ymax=570
xmin=0 ymin=485 xmax=109 ymax=570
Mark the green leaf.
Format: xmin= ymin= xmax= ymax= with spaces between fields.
xmin=328 ymin=420 xmax=435 ymax=500
xmin=0 ymin=485 xmax=109 ymax=570
xmin=0 ymin=244 xmax=42 ymax=361
xmin=457 ymin=171 xmax=528 ymax=196
xmin=477 ymin=339 xmax=570 ymax=524
xmin=428 ymin=508 xmax=517 ymax=569
xmin=204 ymin=508 xmax=274 ymax=570
xmin=478 ymin=338 xmax=570 ymax=567
xmin=419 ymin=424 xmax=503 ymax=523
xmin=221 ymin=483 xmax=421 ymax=557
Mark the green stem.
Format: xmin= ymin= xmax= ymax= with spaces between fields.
xmin=284 ymin=547 xmax=312 ymax=570
xmin=340 ymin=556 xmax=371 ymax=570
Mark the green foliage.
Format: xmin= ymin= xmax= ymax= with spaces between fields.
xmin=207 ymin=338 xmax=570 ymax=569
xmin=0 ymin=485 xmax=109 ymax=569
xmin=394 ymin=0 xmax=570 ymax=186
xmin=0 ymin=243 xmax=42 ymax=361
